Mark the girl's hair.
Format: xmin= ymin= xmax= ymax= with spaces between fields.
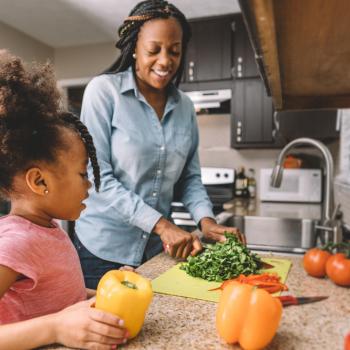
xmin=104 ymin=0 xmax=191 ymax=86
xmin=0 ymin=51 xmax=100 ymax=198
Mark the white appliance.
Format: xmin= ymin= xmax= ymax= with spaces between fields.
xmin=171 ymin=167 xmax=235 ymax=230
xmin=260 ymin=168 xmax=322 ymax=203
xmin=184 ymin=89 xmax=231 ymax=110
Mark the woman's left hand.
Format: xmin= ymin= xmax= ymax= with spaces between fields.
xmin=200 ymin=217 xmax=246 ymax=245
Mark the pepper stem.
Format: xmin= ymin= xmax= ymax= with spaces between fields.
xmin=121 ymin=280 xmax=138 ymax=289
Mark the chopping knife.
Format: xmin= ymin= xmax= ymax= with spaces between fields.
xmin=277 ymin=295 xmax=328 ymax=307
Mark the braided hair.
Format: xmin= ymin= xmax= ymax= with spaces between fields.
xmin=0 ymin=50 xmax=100 ymax=198
xmin=105 ymin=0 xmax=191 ymax=86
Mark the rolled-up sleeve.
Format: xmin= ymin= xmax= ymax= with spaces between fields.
xmin=81 ymin=77 xmax=162 ymax=233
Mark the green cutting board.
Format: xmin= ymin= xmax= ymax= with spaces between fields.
xmin=152 ymin=257 xmax=292 ymax=302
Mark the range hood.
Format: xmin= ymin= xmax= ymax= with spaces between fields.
xmin=184 ymin=89 xmax=232 ymax=110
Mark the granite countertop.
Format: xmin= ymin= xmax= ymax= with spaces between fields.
xmin=44 ymin=252 xmax=349 ymax=350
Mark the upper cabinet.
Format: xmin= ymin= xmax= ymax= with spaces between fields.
xmin=183 ymin=14 xmax=260 ymax=84
xmin=184 ymin=16 xmax=234 ymax=83
xmin=238 ymin=0 xmax=350 ymax=110
xmin=232 ymin=15 xmax=259 ymax=79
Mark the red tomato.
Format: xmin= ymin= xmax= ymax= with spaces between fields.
xmin=326 ymin=253 xmax=350 ymax=286
xmin=345 ymin=332 xmax=350 ymax=350
xmin=303 ymin=248 xmax=332 ymax=278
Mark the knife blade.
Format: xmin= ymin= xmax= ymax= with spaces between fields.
xmin=277 ymin=295 xmax=328 ymax=307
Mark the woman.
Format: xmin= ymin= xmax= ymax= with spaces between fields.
xmin=75 ymin=0 xmax=243 ymax=289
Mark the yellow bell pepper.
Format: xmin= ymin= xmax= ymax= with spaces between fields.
xmin=95 ymin=270 xmax=153 ymax=338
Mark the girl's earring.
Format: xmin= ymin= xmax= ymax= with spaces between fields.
xmin=44 ymin=189 xmax=49 ymax=195
xmin=132 ymin=53 xmax=136 ymax=59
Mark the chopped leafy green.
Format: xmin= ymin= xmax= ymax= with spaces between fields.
xmin=180 ymin=233 xmax=262 ymax=282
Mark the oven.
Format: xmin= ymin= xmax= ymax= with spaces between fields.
xmin=171 ymin=167 xmax=235 ymax=232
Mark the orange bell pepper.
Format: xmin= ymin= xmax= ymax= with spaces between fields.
xmin=95 ymin=270 xmax=153 ymax=338
xmin=216 ymin=281 xmax=282 ymax=350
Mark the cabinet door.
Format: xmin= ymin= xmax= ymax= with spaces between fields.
xmin=231 ymin=78 xmax=275 ymax=148
xmin=185 ymin=17 xmax=233 ymax=82
xmin=232 ymin=15 xmax=259 ymax=79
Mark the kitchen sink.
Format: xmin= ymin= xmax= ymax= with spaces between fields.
xmin=222 ymin=214 xmax=319 ymax=254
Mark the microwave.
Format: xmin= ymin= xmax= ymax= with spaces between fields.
xmin=260 ymin=168 xmax=322 ymax=203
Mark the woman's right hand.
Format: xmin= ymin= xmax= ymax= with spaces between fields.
xmin=153 ymin=217 xmax=202 ymax=259
xmin=52 ymin=299 xmax=128 ymax=350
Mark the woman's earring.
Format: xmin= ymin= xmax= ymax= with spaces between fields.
xmin=132 ymin=53 xmax=136 ymax=59
xmin=44 ymin=189 xmax=49 ymax=195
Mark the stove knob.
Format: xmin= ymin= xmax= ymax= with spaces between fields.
xmin=216 ymin=173 xmax=220 ymax=177
xmin=224 ymin=173 xmax=229 ymax=178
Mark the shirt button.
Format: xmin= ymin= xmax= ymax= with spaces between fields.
xmin=152 ymin=192 xmax=157 ymax=197
xmin=160 ymin=146 xmax=165 ymax=151
xmin=142 ymin=234 xmax=147 ymax=239
xmin=157 ymin=169 xmax=162 ymax=175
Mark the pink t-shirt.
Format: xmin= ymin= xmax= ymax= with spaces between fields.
xmin=0 ymin=215 xmax=86 ymax=324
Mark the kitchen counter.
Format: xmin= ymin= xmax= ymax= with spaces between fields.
xmin=43 ymin=252 xmax=349 ymax=350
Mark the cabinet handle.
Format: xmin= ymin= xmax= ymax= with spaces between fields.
xmin=237 ymin=56 xmax=243 ymax=78
xmin=231 ymin=21 xmax=236 ymax=32
xmin=189 ymin=61 xmax=194 ymax=81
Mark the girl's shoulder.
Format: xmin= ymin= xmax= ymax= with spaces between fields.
xmin=0 ymin=214 xmax=31 ymax=231
xmin=0 ymin=216 xmax=34 ymax=255
xmin=0 ymin=215 xmax=64 ymax=242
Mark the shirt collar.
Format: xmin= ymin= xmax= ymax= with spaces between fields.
xmin=120 ymin=66 xmax=137 ymax=94
xmin=120 ymin=66 xmax=180 ymax=103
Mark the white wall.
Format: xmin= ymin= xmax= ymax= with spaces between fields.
xmin=54 ymin=42 xmax=118 ymax=80
xmin=0 ymin=21 xmax=54 ymax=63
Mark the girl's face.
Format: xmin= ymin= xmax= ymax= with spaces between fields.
xmin=134 ymin=17 xmax=183 ymax=92
xmin=43 ymin=130 xmax=92 ymax=221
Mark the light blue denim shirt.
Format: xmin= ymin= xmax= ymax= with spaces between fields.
xmin=75 ymin=67 xmax=214 ymax=266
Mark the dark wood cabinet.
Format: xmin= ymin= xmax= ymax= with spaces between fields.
xmin=182 ymin=14 xmax=260 ymax=84
xmin=180 ymin=15 xmax=279 ymax=148
xmin=184 ymin=16 xmax=234 ymax=83
xmin=232 ymin=15 xmax=259 ymax=79
xmin=231 ymin=78 xmax=280 ymax=148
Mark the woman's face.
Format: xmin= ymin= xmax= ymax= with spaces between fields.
xmin=134 ymin=17 xmax=183 ymax=92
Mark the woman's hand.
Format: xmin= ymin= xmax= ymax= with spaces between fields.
xmin=200 ymin=217 xmax=246 ymax=245
xmin=52 ymin=299 xmax=128 ymax=350
xmin=153 ymin=217 xmax=202 ymax=259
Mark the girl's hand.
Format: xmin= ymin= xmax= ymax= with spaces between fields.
xmin=119 ymin=265 xmax=136 ymax=272
xmin=154 ymin=218 xmax=202 ymax=259
xmin=53 ymin=299 xmax=129 ymax=350
xmin=200 ymin=217 xmax=246 ymax=245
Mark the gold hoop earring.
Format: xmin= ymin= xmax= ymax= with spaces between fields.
xmin=132 ymin=53 xmax=136 ymax=59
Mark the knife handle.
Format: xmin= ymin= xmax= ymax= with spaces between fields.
xmin=277 ymin=295 xmax=298 ymax=306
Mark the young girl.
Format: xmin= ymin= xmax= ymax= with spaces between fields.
xmin=0 ymin=51 xmax=129 ymax=349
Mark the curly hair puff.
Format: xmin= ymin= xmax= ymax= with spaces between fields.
xmin=0 ymin=50 xmax=100 ymax=198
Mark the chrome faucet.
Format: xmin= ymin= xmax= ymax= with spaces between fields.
xmin=270 ymin=137 xmax=341 ymax=244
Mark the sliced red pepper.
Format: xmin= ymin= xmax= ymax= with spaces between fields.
xmin=209 ymin=273 xmax=288 ymax=293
